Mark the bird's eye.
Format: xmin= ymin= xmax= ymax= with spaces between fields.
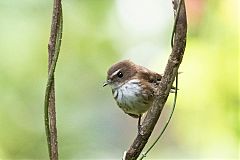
xmin=117 ymin=71 xmax=123 ymax=78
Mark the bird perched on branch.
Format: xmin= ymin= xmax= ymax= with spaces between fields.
xmin=104 ymin=60 xmax=176 ymax=131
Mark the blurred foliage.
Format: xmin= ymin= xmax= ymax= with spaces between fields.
xmin=0 ymin=0 xmax=238 ymax=159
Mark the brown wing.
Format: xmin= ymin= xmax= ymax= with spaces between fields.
xmin=137 ymin=67 xmax=179 ymax=92
xmin=136 ymin=66 xmax=162 ymax=86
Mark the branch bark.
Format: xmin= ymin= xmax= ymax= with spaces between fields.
xmin=44 ymin=0 xmax=63 ymax=160
xmin=124 ymin=0 xmax=187 ymax=159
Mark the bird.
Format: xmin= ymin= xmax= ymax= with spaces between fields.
xmin=103 ymin=60 xmax=163 ymax=131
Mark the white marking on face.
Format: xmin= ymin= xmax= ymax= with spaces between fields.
xmin=111 ymin=69 xmax=121 ymax=78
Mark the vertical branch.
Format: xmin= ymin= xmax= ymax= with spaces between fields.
xmin=44 ymin=0 xmax=63 ymax=160
xmin=124 ymin=0 xmax=187 ymax=159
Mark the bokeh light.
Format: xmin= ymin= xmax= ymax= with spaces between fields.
xmin=0 ymin=0 xmax=238 ymax=159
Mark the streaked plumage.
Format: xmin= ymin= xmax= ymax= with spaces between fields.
xmin=104 ymin=60 xmax=162 ymax=118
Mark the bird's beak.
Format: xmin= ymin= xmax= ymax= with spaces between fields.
xmin=103 ymin=80 xmax=110 ymax=87
xmin=103 ymin=82 xmax=108 ymax=87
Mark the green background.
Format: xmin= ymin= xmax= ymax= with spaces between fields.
xmin=0 ymin=0 xmax=238 ymax=159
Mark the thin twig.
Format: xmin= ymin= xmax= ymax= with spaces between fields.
xmin=124 ymin=0 xmax=187 ymax=159
xmin=44 ymin=0 xmax=63 ymax=159
xmin=171 ymin=0 xmax=183 ymax=48
xmin=138 ymin=0 xmax=183 ymax=159
xmin=139 ymin=74 xmax=178 ymax=160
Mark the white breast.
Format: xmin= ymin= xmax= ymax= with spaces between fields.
xmin=113 ymin=79 xmax=152 ymax=115
xmin=117 ymin=79 xmax=141 ymax=101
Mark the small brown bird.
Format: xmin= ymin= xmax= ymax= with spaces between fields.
xmin=103 ymin=60 xmax=162 ymax=130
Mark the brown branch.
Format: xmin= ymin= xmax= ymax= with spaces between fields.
xmin=44 ymin=0 xmax=63 ymax=160
xmin=124 ymin=0 xmax=187 ymax=159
